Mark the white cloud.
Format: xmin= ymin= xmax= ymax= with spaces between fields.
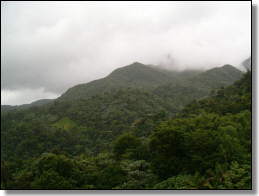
xmin=1 ymin=88 xmax=59 ymax=106
xmin=1 ymin=1 xmax=251 ymax=105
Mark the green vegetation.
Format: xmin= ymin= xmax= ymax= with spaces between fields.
xmin=1 ymin=62 xmax=251 ymax=189
xmin=52 ymin=117 xmax=77 ymax=130
xmin=152 ymin=64 xmax=243 ymax=111
xmin=180 ymin=70 xmax=251 ymax=117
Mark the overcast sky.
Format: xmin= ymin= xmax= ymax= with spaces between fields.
xmin=1 ymin=1 xmax=251 ymax=105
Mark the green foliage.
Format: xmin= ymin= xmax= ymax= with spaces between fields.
xmin=154 ymin=174 xmax=191 ymax=189
xmin=149 ymin=111 xmax=251 ymax=180
xmin=130 ymin=111 xmax=168 ymax=138
xmin=13 ymin=170 xmax=34 ymax=189
xmin=97 ymin=162 xmax=126 ymax=189
xmin=149 ymin=121 xmax=186 ymax=179
xmin=190 ymin=172 xmax=207 ymax=189
xmin=31 ymin=169 xmax=76 ymax=189
xmin=52 ymin=117 xmax=77 ymax=130
xmin=1 ymin=161 xmax=15 ymax=189
xmin=32 ymin=153 xmax=82 ymax=189
xmin=113 ymin=134 xmax=141 ymax=160
xmin=119 ymin=160 xmax=157 ymax=189
xmin=219 ymin=161 xmax=251 ymax=189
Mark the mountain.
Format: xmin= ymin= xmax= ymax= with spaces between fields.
xmin=58 ymin=62 xmax=201 ymax=102
xmin=152 ymin=64 xmax=243 ymax=111
xmin=57 ymin=62 xmax=242 ymax=103
xmin=193 ymin=64 xmax=244 ymax=88
xmin=1 ymin=99 xmax=54 ymax=113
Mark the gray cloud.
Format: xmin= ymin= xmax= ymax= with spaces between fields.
xmin=1 ymin=1 xmax=251 ymax=105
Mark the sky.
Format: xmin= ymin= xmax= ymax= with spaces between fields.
xmin=1 ymin=1 xmax=251 ymax=105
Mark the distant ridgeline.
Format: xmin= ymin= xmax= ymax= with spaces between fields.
xmin=1 ymin=60 xmax=251 ymax=190
xmin=1 ymin=99 xmax=54 ymax=113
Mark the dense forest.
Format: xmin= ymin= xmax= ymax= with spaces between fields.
xmin=1 ymin=62 xmax=251 ymax=189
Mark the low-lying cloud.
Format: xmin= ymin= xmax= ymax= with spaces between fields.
xmin=1 ymin=1 xmax=251 ymax=105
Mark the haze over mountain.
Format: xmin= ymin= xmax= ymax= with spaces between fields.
xmin=241 ymin=57 xmax=251 ymax=71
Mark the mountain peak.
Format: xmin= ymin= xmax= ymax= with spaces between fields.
xmin=59 ymin=62 xmax=177 ymax=102
xmin=110 ymin=62 xmax=147 ymax=74
xmin=220 ymin=64 xmax=242 ymax=74
xmin=222 ymin=64 xmax=233 ymax=68
xmin=107 ymin=62 xmax=175 ymax=87
xmin=221 ymin=64 xmax=239 ymax=70
xmin=196 ymin=64 xmax=243 ymax=88
xmin=131 ymin=62 xmax=144 ymax=66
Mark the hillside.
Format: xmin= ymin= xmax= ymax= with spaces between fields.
xmin=152 ymin=64 xmax=243 ymax=111
xmin=1 ymin=99 xmax=53 ymax=113
xmin=193 ymin=64 xmax=244 ymax=88
xmin=179 ymin=70 xmax=251 ymax=117
xmin=1 ymin=88 xmax=177 ymax=161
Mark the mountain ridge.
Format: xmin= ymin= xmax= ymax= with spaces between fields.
xmin=58 ymin=62 xmax=241 ymax=102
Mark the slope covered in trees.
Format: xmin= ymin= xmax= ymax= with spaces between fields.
xmin=1 ymin=88 xmax=176 ymax=161
xmin=180 ymin=70 xmax=251 ymax=117
xmin=1 ymin=62 xmax=251 ymax=190
xmin=152 ymin=64 xmax=243 ymax=111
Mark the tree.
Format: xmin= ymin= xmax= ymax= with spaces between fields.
xmin=31 ymin=153 xmax=82 ymax=189
xmin=119 ymin=160 xmax=157 ymax=189
xmin=219 ymin=161 xmax=251 ymax=189
xmin=1 ymin=161 xmax=14 ymax=189
xmin=97 ymin=162 xmax=126 ymax=189
xmin=154 ymin=174 xmax=191 ymax=189
xmin=31 ymin=169 xmax=76 ymax=189
xmin=113 ymin=134 xmax=141 ymax=160
xmin=149 ymin=121 xmax=186 ymax=180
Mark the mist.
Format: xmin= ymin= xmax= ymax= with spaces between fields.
xmin=1 ymin=1 xmax=251 ymax=105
